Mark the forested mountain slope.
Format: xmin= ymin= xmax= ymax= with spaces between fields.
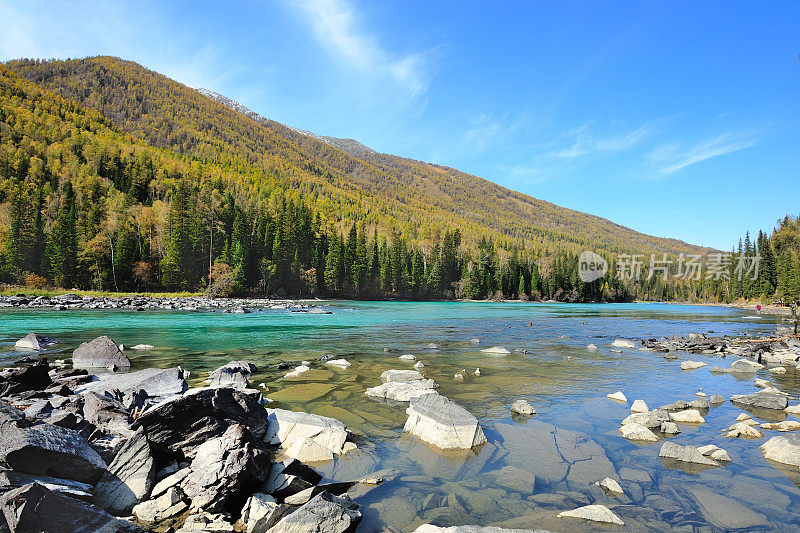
xmin=7 ymin=57 xmax=706 ymax=257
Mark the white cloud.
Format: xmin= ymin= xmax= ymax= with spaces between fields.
xmin=551 ymin=121 xmax=655 ymax=159
xmin=289 ymin=0 xmax=428 ymax=96
xmin=649 ymin=131 xmax=759 ymax=175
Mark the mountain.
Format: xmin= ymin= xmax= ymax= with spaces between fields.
xmin=7 ymin=57 xmax=706 ymax=257
xmin=0 ymin=56 xmax=721 ymax=301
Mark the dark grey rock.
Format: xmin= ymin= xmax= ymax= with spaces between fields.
xmin=0 ymin=482 xmax=142 ymax=532
xmin=83 ymin=392 xmax=131 ymax=436
xmin=0 ymin=400 xmax=28 ymax=427
xmin=72 ymin=336 xmax=130 ymax=369
xmin=0 ymin=422 xmax=107 ymax=483
xmin=730 ymin=391 xmax=789 ymax=411
xmin=78 ymin=367 xmax=187 ymax=399
xmin=94 ymin=428 xmax=156 ymax=514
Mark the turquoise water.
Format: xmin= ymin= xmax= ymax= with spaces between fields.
xmin=1 ymin=302 xmax=799 ymax=531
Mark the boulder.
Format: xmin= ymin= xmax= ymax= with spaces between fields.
xmin=264 ymin=408 xmax=348 ymax=455
xmin=510 ymin=399 xmax=536 ymax=415
xmin=265 ymin=491 xmax=361 ymax=533
xmin=619 ymin=423 xmax=659 ymax=442
xmin=14 ymin=333 xmax=58 ymax=351
xmin=480 ymin=346 xmax=511 ymax=355
xmin=404 ymin=394 xmax=487 ymax=450
xmin=325 ymin=359 xmax=351 ymax=370
xmin=208 ymin=361 xmax=256 ymax=389
xmin=131 ymin=387 xmax=269 ymax=458
xmin=630 ymin=400 xmax=648 ymax=413
xmin=240 ymin=492 xmax=282 ymax=533
xmin=660 ymin=422 xmax=680 ymax=435
xmin=728 ymin=359 xmax=764 ymax=373
xmin=0 ymin=482 xmax=142 ymax=532
xmin=761 ymin=434 xmax=800 ymax=467
xmin=696 ymin=444 xmax=731 ymax=462
xmin=658 ymin=441 xmax=718 ymax=467
xmin=611 ymin=339 xmax=636 ymax=348
xmin=150 ymin=467 xmax=191 ymax=499
xmin=761 ymin=420 xmax=800 ymax=432
xmin=78 ymin=367 xmax=187 ymax=399
xmin=181 ymin=424 xmax=270 ymax=511
xmin=0 ymin=423 xmax=106 ymax=483
xmin=3 ymin=358 xmax=52 ymax=391
xmin=0 ymin=400 xmax=27 ymax=427
xmin=730 ymin=390 xmax=789 ymax=411
xmin=94 ymin=428 xmax=155 ymax=514
xmin=622 ymin=409 xmax=669 ymax=429
xmin=83 ymin=392 xmax=132 ymax=436
xmin=284 ymin=436 xmax=335 ymax=463
xmin=72 ymin=336 xmax=131 ymax=369
xmin=557 ymin=504 xmax=624 ymax=525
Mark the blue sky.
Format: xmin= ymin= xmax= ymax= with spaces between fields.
xmin=1 ymin=1 xmax=798 ymax=250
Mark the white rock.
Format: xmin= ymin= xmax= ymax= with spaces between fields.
xmin=284 ymin=436 xmax=334 ymax=463
xmin=595 ymin=477 xmax=624 ymax=494
xmin=754 ymin=378 xmax=772 ymax=389
xmin=680 ymin=360 xmax=708 ymax=371
xmin=454 ymin=373 xmax=464 ymax=382
xmin=399 ymin=354 xmax=417 ymax=361
xmin=586 ymin=344 xmax=598 ymax=351
xmin=470 ymin=338 xmax=480 ymax=344
xmin=365 ymin=380 xmax=438 ymax=402
xmin=414 ymin=361 xmax=426 ymax=370
xmin=426 ymin=343 xmax=439 ymax=349
xmin=694 ymin=392 xmax=707 ymax=397
xmin=619 ymin=423 xmax=659 ymax=442
xmin=761 ymin=421 xmax=800 ymax=432
xmin=480 ymin=346 xmax=511 ymax=355
xmin=284 ymin=365 xmax=310 ymax=379
xmin=325 ymin=359 xmax=351 ymax=370
xmin=558 ymin=504 xmax=624 ymax=525
xmin=725 ymin=422 xmax=764 ymax=439
xmin=786 ymin=404 xmax=800 ymax=415
xmin=264 ymin=408 xmax=348 ymax=455
xmin=630 ymin=400 xmax=648 ymax=413
xmin=607 ymin=391 xmax=627 ymax=403
xmin=381 ymin=369 xmax=425 ymax=383
xmin=761 ymin=434 xmax=800 ymax=467
xmin=769 ymin=367 xmax=787 ymax=374
xmin=473 ymin=368 xmax=481 ymax=376
xmin=660 ymin=421 xmax=680 ymax=435
xmin=241 ymin=493 xmax=280 ymax=533
xmin=403 ymin=394 xmax=487 ymax=450
xmin=131 ymin=344 xmax=155 ymax=350
xmin=510 ymin=399 xmax=536 ymax=415
xmin=669 ymin=409 xmax=705 ymax=424
xmin=611 ymin=339 xmax=636 ymax=348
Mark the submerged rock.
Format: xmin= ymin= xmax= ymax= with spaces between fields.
xmin=558 ymin=504 xmax=624 ymax=525
xmin=404 ymin=394 xmax=487 ymax=450
xmin=325 ymin=359 xmax=351 ymax=370
xmin=480 ymin=346 xmax=511 ymax=355
xmin=72 ymin=335 xmax=131 ymax=369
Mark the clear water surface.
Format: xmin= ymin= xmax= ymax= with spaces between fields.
xmin=1 ymin=302 xmax=798 ymax=531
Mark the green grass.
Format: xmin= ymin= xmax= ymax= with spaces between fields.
xmin=0 ymin=285 xmax=203 ymax=298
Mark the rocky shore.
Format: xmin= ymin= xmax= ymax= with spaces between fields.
xmin=2 ymin=325 xmax=800 ymax=532
xmin=0 ymin=293 xmax=331 ymax=313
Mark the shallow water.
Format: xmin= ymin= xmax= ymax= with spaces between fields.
xmin=2 ymin=302 xmax=799 ymax=531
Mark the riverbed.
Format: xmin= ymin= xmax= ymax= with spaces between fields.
xmin=1 ymin=301 xmax=798 ymax=531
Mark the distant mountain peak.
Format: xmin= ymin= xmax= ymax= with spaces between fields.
xmin=196 ymin=88 xmax=377 ymax=160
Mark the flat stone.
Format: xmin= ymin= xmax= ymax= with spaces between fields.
xmin=495 ymin=466 xmax=536 ymax=493
xmin=325 ymin=359 xmax=351 ymax=370
xmin=404 ymin=394 xmax=487 ymax=450
xmin=730 ymin=390 xmax=789 ymax=411
xmin=680 ymin=360 xmax=708 ymax=371
xmin=669 ymin=409 xmax=705 ymax=424
xmin=761 ymin=434 xmax=800 ymax=467
xmin=381 ymin=369 xmax=426 ymax=383
xmin=659 ymin=441 xmax=718 ymax=467
xmin=558 ymin=504 xmax=624 ymax=525
xmin=365 ymin=380 xmax=438 ymax=402
xmin=481 ymin=346 xmax=511 ymax=355
xmin=611 ymin=339 xmax=636 ymax=348
xmin=761 ymin=421 xmax=800 ymax=432
xmin=78 ymin=367 xmax=187 ymax=399
xmin=607 ymin=391 xmax=627 ymax=403
xmin=285 ymin=436 xmax=335 ymax=463
xmin=687 ymin=486 xmax=769 ymax=530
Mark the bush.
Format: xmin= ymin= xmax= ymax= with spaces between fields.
xmin=24 ymin=272 xmax=49 ymax=289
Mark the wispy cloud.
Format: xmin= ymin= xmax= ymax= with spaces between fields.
xmin=550 ymin=121 xmax=656 ymax=159
xmin=649 ymin=131 xmax=760 ymax=175
xmin=289 ymin=0 xmax=428 ymax=96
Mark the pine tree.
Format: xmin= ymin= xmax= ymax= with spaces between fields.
xmin=45 ymin=181 xmax=78 ymax=287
